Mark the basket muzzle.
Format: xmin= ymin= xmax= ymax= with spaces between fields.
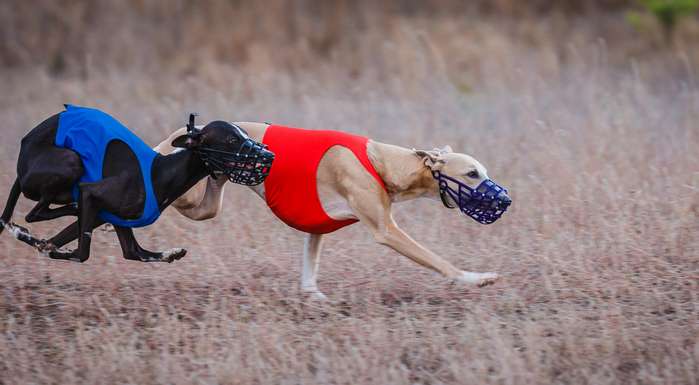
xmin=195 ymin=140 xmax=274 ymax=186
xmin=432 ymin=171 xmax=511 ymax=224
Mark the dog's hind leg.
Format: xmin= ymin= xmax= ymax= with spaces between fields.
xmin=43 ymin=183 xmax=102 ymax=262
xmin=2 ymin=185 xmax=100 ymax=257
xmin=3 ymin=222 xmax=46 ymax=248
xmin=113 ymin=226 xmax=186 ymax=263
xmin=3 ymin=218 xmax=78 ymax=256
xmin=0 ymin=179 xmax=42 ymax=246
xmin=31 ymin=217 xmax=104 ymax=259
xmin=9 ymin=192 xmax=80 ymax=249
xmin=301 ymin=233 xmax=326 ymax=300
xmin=44 ymin=216 xmax=105 ymax=249
xmin=0 ymin=178 xmax=21 ymax=234
xmin=25 ymin=199 xmax=78 ymax=223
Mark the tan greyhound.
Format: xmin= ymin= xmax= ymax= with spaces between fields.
xmin=155 ymin=122 xmax=511 ymax=300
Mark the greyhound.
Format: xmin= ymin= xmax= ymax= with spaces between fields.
xmin=0 ymin=106 xmax=273 ymax=263
xmin=156 ymin=123 xmax=510 ymax=300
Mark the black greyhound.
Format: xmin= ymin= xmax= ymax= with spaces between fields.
xmin=0 ymin=107 xmax=273 ymax=263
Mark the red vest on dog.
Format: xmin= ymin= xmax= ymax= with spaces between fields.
xmin=262 ymin=125 xmax=386 ymax=234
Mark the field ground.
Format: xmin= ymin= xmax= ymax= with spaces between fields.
xmin=0 ymin=6 xmax=698 ymax=384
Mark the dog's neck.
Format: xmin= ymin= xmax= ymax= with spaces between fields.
xmin=151 ymin=150 xmax=210 ymax=210
xmin=368 ymin=142 xmax=438 ymax=202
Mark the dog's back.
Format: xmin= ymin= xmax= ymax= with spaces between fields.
xmin=56 ymin=105 xmax=160 ymax=227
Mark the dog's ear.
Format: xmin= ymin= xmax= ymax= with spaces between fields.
xmin=438 ymin=145 xmax=453 ymax=154
xmin=413 ymin=148 xmax=446 ymax=171
xmin=171 ymin=133 xmax=201 ymax=149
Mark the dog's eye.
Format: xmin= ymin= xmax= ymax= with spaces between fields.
xmin=466 ymin=170 xmax=479 ymax=179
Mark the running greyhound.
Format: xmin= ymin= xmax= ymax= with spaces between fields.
xmin=157 ymin=123 xmax=510 ymax=299
xmin=0 ymin=106 xmax=273 ymax=263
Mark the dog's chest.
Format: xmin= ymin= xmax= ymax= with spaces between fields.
xmin=318 ymin=187 xmax=356 ymax=220
xmin=252 ymin=181 xmax=355 ymax=221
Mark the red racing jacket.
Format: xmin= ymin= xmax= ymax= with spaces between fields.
xmin=262 ymin=125 xmax=386 ymax=234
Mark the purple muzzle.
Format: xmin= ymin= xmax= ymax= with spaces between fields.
xmin=432 ymin=171 xmax=511 ymax=224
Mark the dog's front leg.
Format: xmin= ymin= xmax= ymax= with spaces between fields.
xmin=174 ymin=177 xmax=227 ymax=221
xmin=114 ymin=226 xmax=186 ymax=263
xmin=373 ymin=221 xmax=498 ymax=287
xmin=301 ymin=233 xmax=327 ymax=300
xmin=347 ymin=195 xmax=499 ymax=287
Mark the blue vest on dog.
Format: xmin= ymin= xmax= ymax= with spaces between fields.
xmin=55 ymin=105 xmax=160 ymax=228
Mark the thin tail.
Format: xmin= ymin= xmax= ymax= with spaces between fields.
xmin=0 ymin=178 xmax=21 ymax=234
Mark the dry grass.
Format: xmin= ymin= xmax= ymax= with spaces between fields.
xmin=0 ymin=5 xmax=698 ymax=385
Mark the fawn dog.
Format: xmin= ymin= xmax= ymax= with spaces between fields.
xmin=157 ymin=123 xmax=510 ymax=299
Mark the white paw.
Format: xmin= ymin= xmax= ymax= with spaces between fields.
xmin=456 ymin=271 xmax=500 ymax=287
xmin=302 ymin=288 xmax=328 ymax=301
xmin=163 ymin=248 xmax=184 ymax=258
xmin=161 ymin=248 xmax=186 ymax=263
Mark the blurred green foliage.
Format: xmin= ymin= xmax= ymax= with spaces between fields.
xmin=637 ymin=0 xmax=698 ymax=39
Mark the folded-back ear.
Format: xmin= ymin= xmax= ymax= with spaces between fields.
xmin=413 ymin=148 xmax=446 ymax=171
xmin=171 ymin=134 xmax=200 ymax=149
xmin=438 ymin=145 xmax=453 ymax=154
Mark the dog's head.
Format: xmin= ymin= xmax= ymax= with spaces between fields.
xmin=414 ymin=146 xmax=511 ymax=224
xmin=172 ymin=115 xmax=274 ymax=186
xmin=171 ymin=117 xmax=248 ymax=151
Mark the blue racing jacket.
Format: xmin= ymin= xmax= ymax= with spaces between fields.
xmin=55 ymin=104 xmax=160 ymax=228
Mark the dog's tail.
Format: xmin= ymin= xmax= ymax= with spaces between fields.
xmin=0 ymin=178 xmax=21 ymax=235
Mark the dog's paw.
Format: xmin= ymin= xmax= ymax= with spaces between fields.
xmin=476 ymin=273 xmax=499 ymax=287
xmin=161 ymin=248 xmax=186 ymax=263
xmin=310 ymin=291 xmax=328 ymax=301
xmin=37 ymin=240 xmax=57 ymax=256
xmin=48 ymin=249 xmax=77 ymax=260
xmin=456 ymin=271 xmax=500 ymax=287
xmin=302 ymin=288 xmax=328 ymax=301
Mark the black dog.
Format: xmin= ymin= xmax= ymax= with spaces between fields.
xmin=0 ymin=107 xmax=273 ymax=263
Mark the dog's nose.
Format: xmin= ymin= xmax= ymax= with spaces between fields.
xmin=498 ymin=193 xmax=511 ymax=205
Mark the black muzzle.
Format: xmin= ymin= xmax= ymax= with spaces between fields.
xmin=195 ymin=140 xmax=274 ymax=186
xmin=433 ymin=171 xmax=511 ymax=224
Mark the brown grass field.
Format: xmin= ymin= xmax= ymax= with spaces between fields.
xmin=0 ymin=2 xmax=698 ymax=384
